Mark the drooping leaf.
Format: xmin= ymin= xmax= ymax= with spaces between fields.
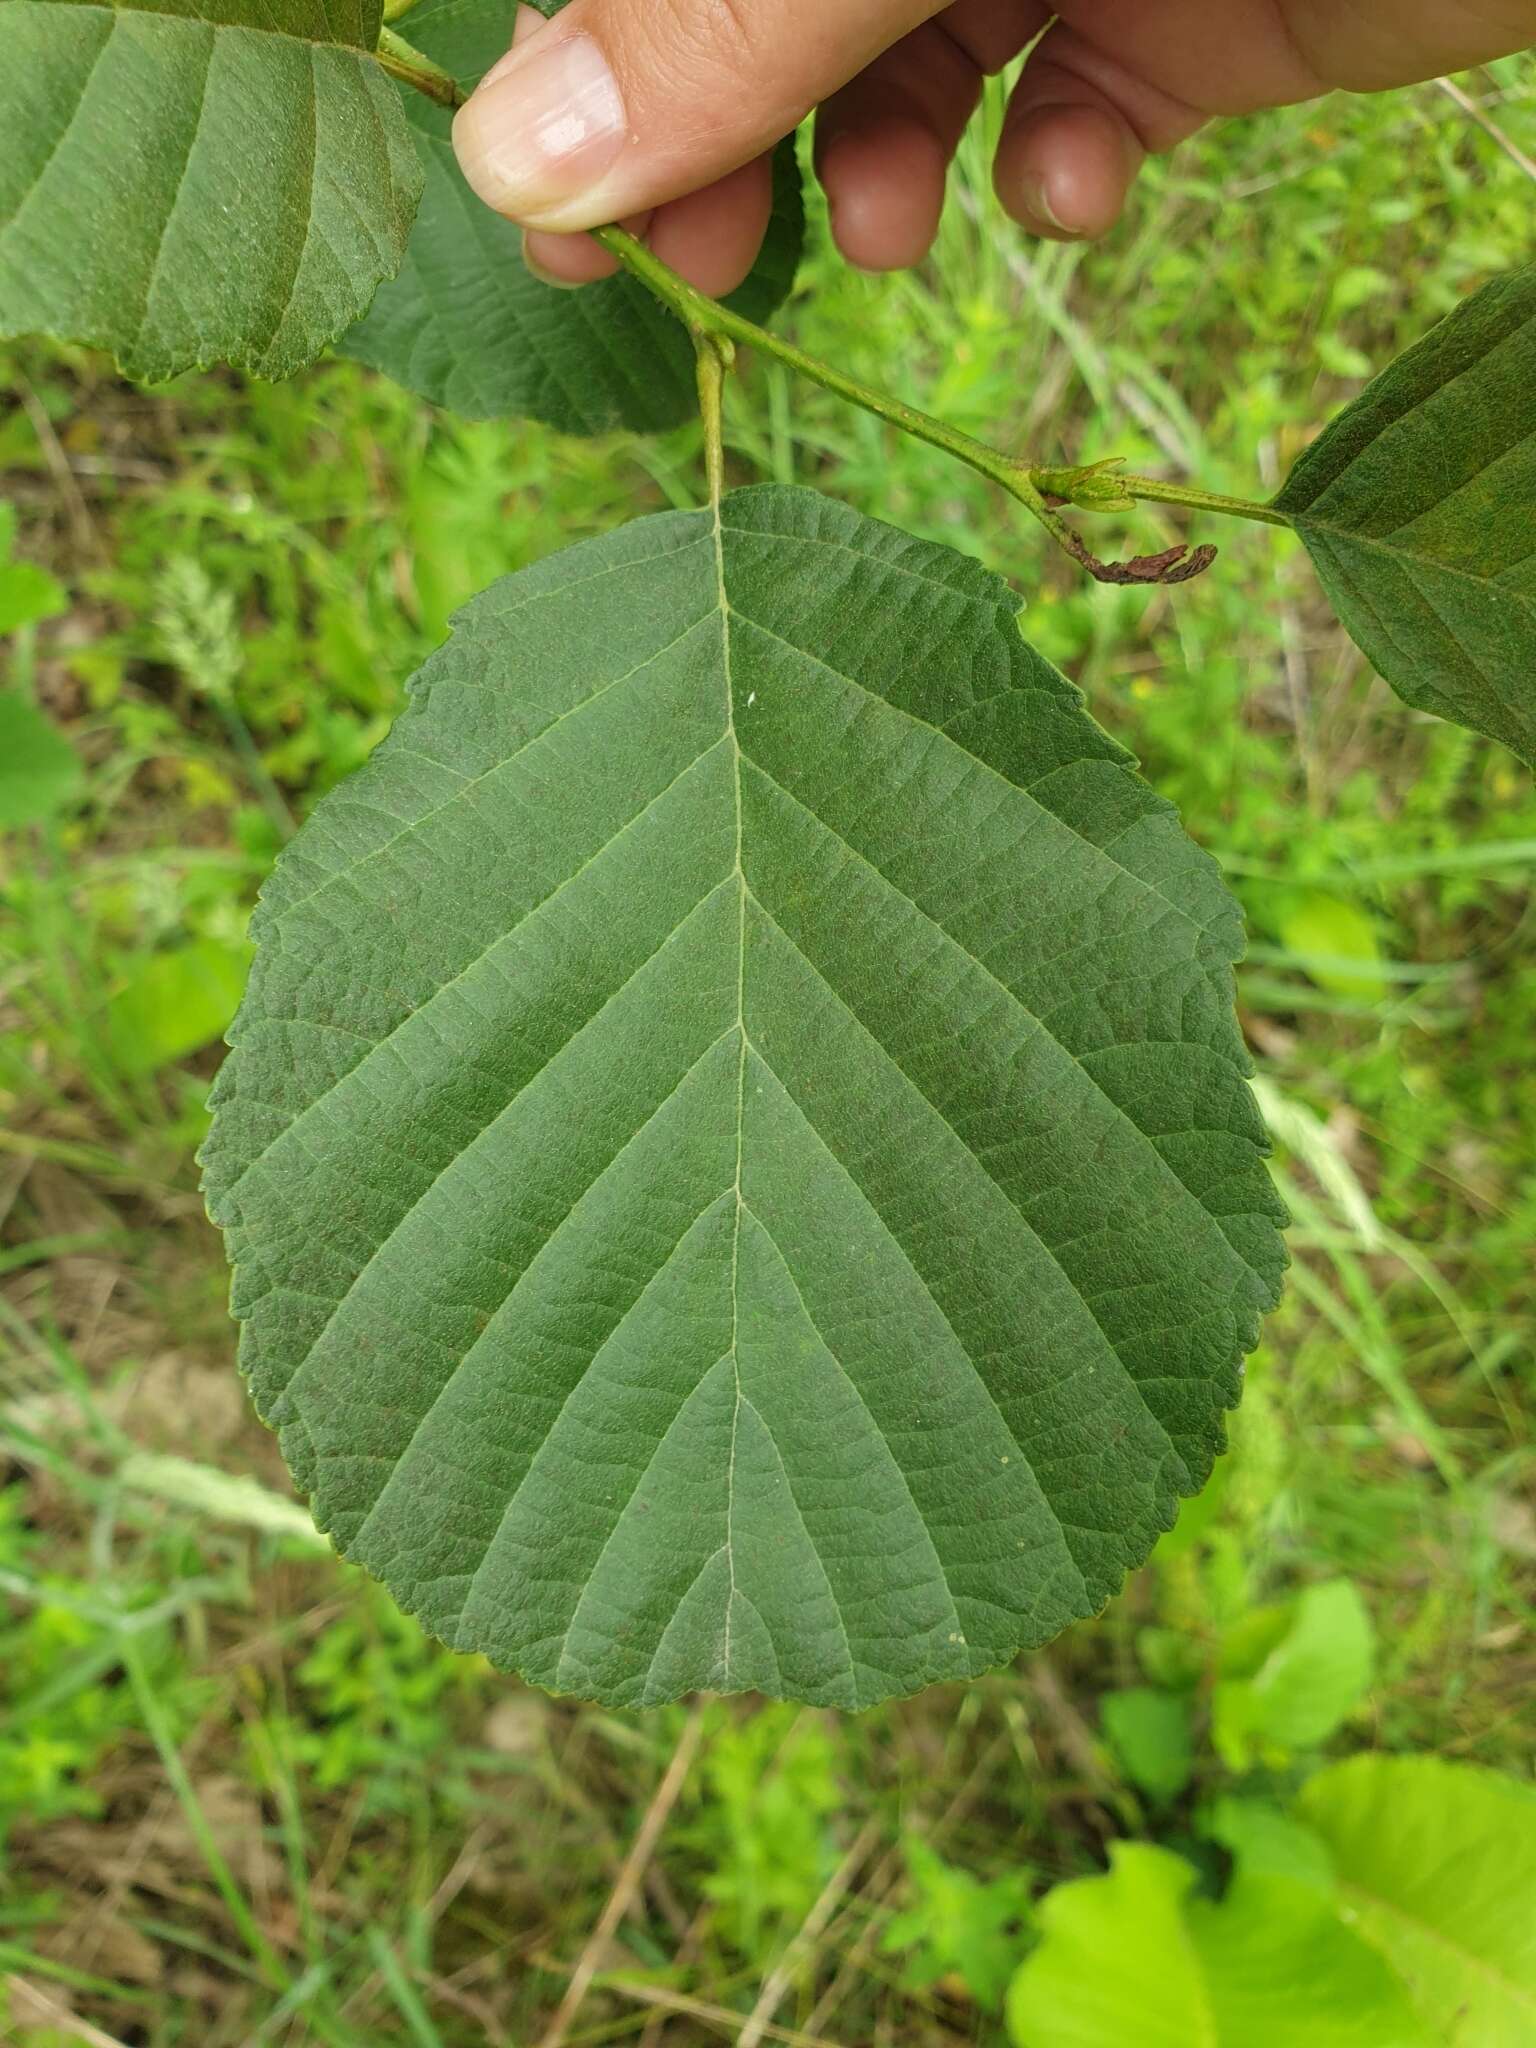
xmin=0 ymin=0 xmax=423 ymax=381
xmin=1276 ymin=264 xmax=1536 ymax=768
xmin=1005 ymin=1842 xmax=1434 ymax=2048
xmin=202 ymin=484 xmax=1286 ymax=1710
xmin=0 ymin=690 xmax=82 ymax=827
xmin=1298 ymin=1755 xmax=1536 ymax=2046
xmin=338 ymin=0 xmax=804 ymax=433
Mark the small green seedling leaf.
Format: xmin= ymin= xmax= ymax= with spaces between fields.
xmin=1006 ymin=1841 xmax=1434 ymax=2048
xmin=1276 ymin=892 xmax=1390 ymax=1003
xmin=0 ymin=501 xmax=67 ymax=634
xmin=882 ymin=1837 xmax=1034 ymax=2012
xmin=1101 ymin=1686 xmax=1195 ymax=1803
xmin=0 ymin=690 xmax=83 ymax=828
xmin=339 ymin=0 xmax=804 ymax=432
xmin=202 ymin=486 xmax=1285 ymax=1709
xmin=1276 ymin=263 xmax=1536 ymax=769
xmin=108 ymin=936 xmax=254 ymax=1075
xmin=1298 ymin=1754 xmax=1536 ymax=2046
xmin=0 ymin=0 xmax=423 ymax=381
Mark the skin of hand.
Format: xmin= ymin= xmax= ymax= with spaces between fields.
xmin=451 ymin=0 xmax=1535 ymax=294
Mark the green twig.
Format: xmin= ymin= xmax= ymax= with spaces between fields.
xmin=1111 ymin=472 xmax=1292 ymax=529
xmin=596 ymin=226 xmax=1281 ymax=582
xmin=346 ymin=57 xmax=1288 ymax=585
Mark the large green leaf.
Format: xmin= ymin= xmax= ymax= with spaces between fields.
xmin=202 ymin=484 xmax=1285 ymax=1709
xmin=1299 ymin=1755 xmax=1536 ymax=2046
xmin=1276 ymin=264 xmax=1536 ymax=767
xmin=338 ymin=0 xmax=804 ymax=433
xmin=0 ymin=0 xmax=422 ymax=381
xmin=1006 ymin=1843 xmax=1434 ymax=2048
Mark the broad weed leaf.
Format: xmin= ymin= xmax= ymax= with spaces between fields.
xmin=203 ymin=486 xmax=1286 ymax=1709
xmin=1298 ymin=1754 xmax=1536 ymax=2046
xmin=1006 ymin=1840 xmax=1434 ymax=2047
xmin=1277 ymin=264 xmax=1536 ymax=768
xmin=338 ymin=0 xmax=805 ymax=433
xmin=0 ymin=0 xmax=422 ymax=380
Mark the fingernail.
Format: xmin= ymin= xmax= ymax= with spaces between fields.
xmin=1028 ymin=175 xmax=1080 ymax=238
xmin=1028 ymin=163 xmax=1089 ymax=237
xmin=453 ymin=33 xmax=627 ymax=225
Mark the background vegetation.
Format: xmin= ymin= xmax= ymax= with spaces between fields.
xmin=2 ymin=56 xmax=1533 ymax=2046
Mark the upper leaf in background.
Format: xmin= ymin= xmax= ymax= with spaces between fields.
xmin=202 ymin=484 xmax=1285 ymax=1709
xmin=1006 ymin=1841 xmax=1433 ymax=2048
xmin=1277 ymin=264 xmax=1536 ymax=769
xmin=1299 ymin=1754 xmax=1536 ymax=2046
xmin=338 ymin=0 xmax=805 ymax=434
xmin=0 ymin=691 xmax=82 ymax=828
xmin=1213 ymin=1578 xmax=1374 ymax=1769
xmin=0 ymin=0 xmax=422 ymax=382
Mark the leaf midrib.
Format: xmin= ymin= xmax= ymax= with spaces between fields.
xmin=1291 ymin=510 xmax=1536 ymax=604
xmin=1338 ymin=1879 xmax=1536 ymax=2017
xmin=717 ymin=484 xmax=748 ymax=1690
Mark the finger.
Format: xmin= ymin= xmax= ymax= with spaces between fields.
xmin=813 ymin=21 xmax=983 ymax=271
xmin=453 ymin=0 xmax=944 ymax=231
xmin=648 ymin=154 xmax=775 ymax=298
xmin=994 ymin=22 xmax=1206 ymax=240
xmin=523 ymin=212 xmax=646 ymax=287
xmin=813 ymin=0 xmax=1050 ymax=272
xmin=525 ymin=155 xmax=771 ymax=294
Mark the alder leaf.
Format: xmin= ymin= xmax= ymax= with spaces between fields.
xmin=337 ymin=0 xmax=805 ymax=433
xmin=1276 ymin=264 xmax=1536 ymax=768
xmin=1298 ymin=1755 xmax=1536 ymax=2046
xmin=0 ymin=0 xmax=423 ymax=382
xmin=202 ymin=485 xmax=1286 ymax=1709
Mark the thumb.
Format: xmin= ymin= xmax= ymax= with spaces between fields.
xmin=452 ymin=0 xmax=940 ymax=232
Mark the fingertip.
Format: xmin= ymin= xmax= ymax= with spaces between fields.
xmin=818 ymin=114 xmax=948 ymax=272
xmin=522 ymin=229 xmax=615 ymax=286
xmin=522 ymin=208 xmax=651 ymax=288
xmin=994 ymin=101 xmax=1140 ymax=240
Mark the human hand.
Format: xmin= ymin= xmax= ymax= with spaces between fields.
xmin=452 ymin=0 xmax=1534 ymax=295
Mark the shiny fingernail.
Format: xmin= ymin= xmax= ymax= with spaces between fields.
xmin=453 ymin=32 xmax=627 ymax=223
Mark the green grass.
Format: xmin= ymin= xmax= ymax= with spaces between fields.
xmin=2 ymin=58 xmax=1534 ymax=2047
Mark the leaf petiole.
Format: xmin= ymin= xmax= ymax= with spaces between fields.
xmin=374 ymin=26 xmax=462 ymax=106
xmin=694 ymin=334 xmax=733 ymax=509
